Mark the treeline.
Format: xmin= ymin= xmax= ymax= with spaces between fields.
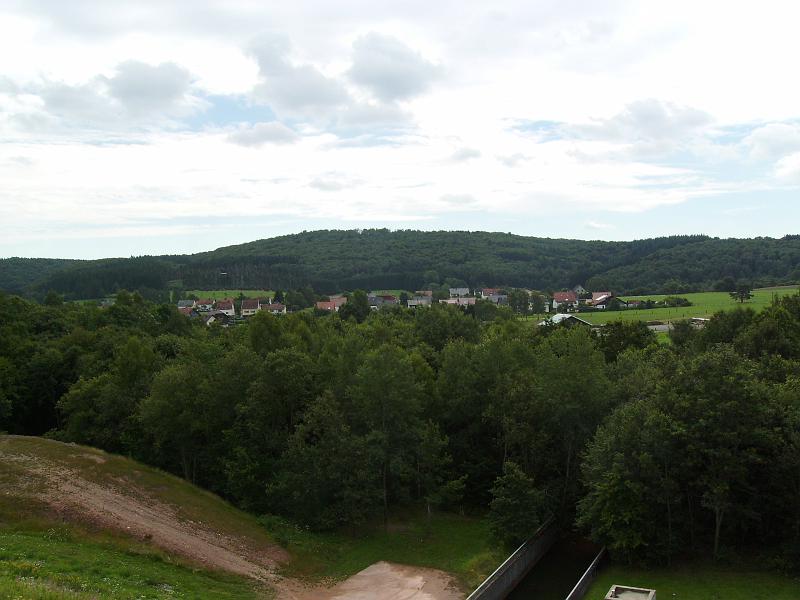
xmin=1 ymin=290 xmax=800 ymax=567
xmin=8 ymin=230 xmax=800 ymax=300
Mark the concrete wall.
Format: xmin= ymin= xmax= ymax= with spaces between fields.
xmin=466 ymin=518 xmax=558 ymax=600
xmin=565 ymin=547 xmax=606 ymax=600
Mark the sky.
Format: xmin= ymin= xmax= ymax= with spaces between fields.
xmin=1 ymin=1 xmax=800 ymax=259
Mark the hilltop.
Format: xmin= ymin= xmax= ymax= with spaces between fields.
xmin=3 ymin=230 xmax=800 ymax=299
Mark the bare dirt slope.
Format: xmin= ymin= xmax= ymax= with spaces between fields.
xmin=0 ymin=436 xmax=465 ymax=599
xmin=282 ymin=561 xmax=463 ymax=600
xmin=0 ymin=435 xmax=285 ymax=581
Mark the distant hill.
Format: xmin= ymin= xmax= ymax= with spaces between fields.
xmin=2 ymin=230 xmax=799 ymax=299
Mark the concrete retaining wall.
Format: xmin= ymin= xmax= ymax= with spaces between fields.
xmin=564 ymin=547 xmax=606 ymax=600
xmin=465 ymin=517 xmax=558 ymax=600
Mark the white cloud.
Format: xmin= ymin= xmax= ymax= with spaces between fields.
xmin=450 ymin=147 xmax=481 ymax=161
xmin=744 ymin=123 xmax=800 ymax=161
xmin=349 ymin=33 xmax=441 ymax=101
xmin=228 ymin=121 xmax=299 ymax=146
xmin=775 ymin=152 xmax=800 ymax=184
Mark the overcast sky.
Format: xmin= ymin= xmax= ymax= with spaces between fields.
xmin=1 ymin=1 xmax=800 ymax=258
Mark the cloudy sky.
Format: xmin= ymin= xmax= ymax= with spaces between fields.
xmin=1 ymin=0 xmax=800 ymax=258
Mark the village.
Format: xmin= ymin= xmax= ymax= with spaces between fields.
xmin=175 ymin=284 xmax=659 ymax=326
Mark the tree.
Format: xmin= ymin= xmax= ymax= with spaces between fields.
xmin=596 ymin=320 xmax=657 ymax=362
xmin=269 ymin=392 xmax=381 ymax=530
xmin=488 ymin=462 xmax=547 ymax=547
xmin=339 ymin=290 xmax=370 ymax=323
xmin=730 ymin=284 xmax=754 ymax=303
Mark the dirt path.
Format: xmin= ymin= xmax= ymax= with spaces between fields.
xmin=2 ymin=451 xmax=283 ymax=581
xmin=280 ymin=561 xmax=463 ymax=600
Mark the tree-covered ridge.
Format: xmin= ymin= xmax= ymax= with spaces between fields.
xmin=0 ymin=257 xmax=83 ymax=294
xmin=4 ymin=230 xmax=800 ymax=299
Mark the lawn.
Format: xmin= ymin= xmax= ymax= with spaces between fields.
xmin=262 ymin=510 xmax=504 ymax=590
xmin=0 ymin=530 xmax=266 ymax=600
xmin=184 ymin=289 xmax=275 ymax=300
xmin=584 ymin=562 xmax=800 ymax=600
xmin=569 ymin=287 xmax=799 ymax=326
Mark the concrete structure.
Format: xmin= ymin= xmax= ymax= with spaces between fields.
xmin=604 ymin=585 xmax=656 ymax=600
xmin=565 ymin=548 xmax=606 ymax=600
xmin=466 ymin=518 xmax=558 ymax=600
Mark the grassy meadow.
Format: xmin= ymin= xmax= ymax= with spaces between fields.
xmin=262 ymin=510 xmax=503 ymax=590
xmin=528 ymin=286 xmax=799 ymax=326
xmin=585 ymin=562 xmax=800 ymax=600
xmin=184 ymin=289 xmax=274 ymax=300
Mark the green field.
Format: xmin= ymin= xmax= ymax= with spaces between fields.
xmin=185 ymin=289 xmax=274 ymax=300
xmin=0 ymin=530 xmax=265 ymax=600
xmin=573 ymin=286 xmax=798 ymax=325
xmin=585 ymin=562 xmax=800 ymax=600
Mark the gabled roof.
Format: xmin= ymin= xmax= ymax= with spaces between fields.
xmin=266 ymin=302 xmax=286 ymax=311
xmin=592 ymin=291 xmax=612 ymax=301
xmin=553 ymin=291 xmax=577 ymax=302
xmin=197 ymin=298 xmax=213 ymax=305
xmin=539 ymin=313 xmax=592 ymax=326
xmin=215 ymin=299 xmax=234 ymax=310
xmin=241 ymin=299 xmax=259 ymax=310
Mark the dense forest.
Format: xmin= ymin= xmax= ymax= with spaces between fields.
xmin=3 ymin=230 xmax=800 ymax=299
xmin=2 ymin=289 xmax=800 ymax=569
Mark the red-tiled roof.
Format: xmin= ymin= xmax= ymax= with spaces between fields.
xmin=197 ymin=298 xmax=213 ymax=305
xmin=215 ymin=299 xmax=234 ymax=310
xmin=241 ymin=299 xmax=259 ymax=310
xmin=178 ymin=307 xmax=194 ymax=316
xmin=266 ymin=303 xmax=285 ymax=311
xmin=553 ymin=291 xmax=577 ymax=302
xmin=316 ymin=301 xmax=337 ymax=311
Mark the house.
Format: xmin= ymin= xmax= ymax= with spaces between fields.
xmin=330 ymin=296 xmax=348 ymax=309
xmin=177 ymin=306 xmax=196 ymax=317
xmin=379 ymin=294 xmax=399 ymax=305
xmin=177 ymin=299 xmax=196 ymax=309
xmin=415 ymin=290 xmax=433 ymax=297
xmin=539 ymin=313 xmax=592 ymax=328
xmin=214 ymin=298 xmax=236 ymax=317
xmin=573 ymin=284 xmax=588 ymax=295
xmin=407 ymin=296 xmax=433 ymax=308
xmin=203 ymin=311 xmax=231 ymax=327
xmin=484 ymin=294 xmax=508 ymax=305
xmin=441 ymin=297 xmax=477 ymax=306
xmin=449 ymin=287 xmax=471 ymax=298
xmin=591 ymin=291 xmax=614 ymax=309
xmin=240 ymin=298 xmax=260 ymax=317
xmin=479 ymin=288 xmax=503 ymax=298
xmin=196 ymin=298 xmax=214 ymax=311
xmin=264 ymin=302 xmax=287 ymax=315
xmin=316 ymin=300 xmax=339 ymax=312
xmin=367 ymin=295 xmax=384 ymax=310
xmin=552 ymin=291 xmax=579 ymax=311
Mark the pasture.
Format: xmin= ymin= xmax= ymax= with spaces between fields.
xmin=185 ymin=289 xmax=274 ymax=300
xmin=575 ymin=286 xmax=798 ymax=325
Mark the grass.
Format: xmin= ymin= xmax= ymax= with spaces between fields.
xmin=584 ymin=562 xmax=800 ymax=600
xmin=185 ymin=289 xmax=274 ymax=300
xmin=0 ymin=436 xmax=277 ymax=599
xmin=262 ymin=511 xmax=504 ymax=590
xmin=0 ymin=436 xmax=276 ymax=547
xmin=0 ymin=530 xmax=267 ymax=599
xmin=537 ymin=287 xmax=799 ymax=326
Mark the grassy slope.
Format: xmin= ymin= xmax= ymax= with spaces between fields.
xmin=0 ymin=436 xmax=278 ymax=599
xmin=268 ymin=511 xmax=503 ymax=590
xmin=185 ymin=289 xmax=275 ymax=300
xmin=585 ymin=562 xmax=800 ymax=600
xmin=0 ymin=436 xmax=501 ymax=596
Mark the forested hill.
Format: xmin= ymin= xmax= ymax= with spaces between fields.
xmin=2 ymin=230 xmax=800 ymax=299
